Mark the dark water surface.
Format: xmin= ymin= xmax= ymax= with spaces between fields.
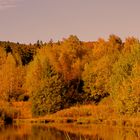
xmin=0 ymin=123 xmax=139 ymax=140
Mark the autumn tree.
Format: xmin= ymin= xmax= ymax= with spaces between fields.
xmin=44 ymin=35 xmax=89 ymax=105
xmin=82 ymin=36 xmax=121 ymax=103
xmin=0 ymin=54 xmax=25 ymax=101
xmin=108 ymin=40 xmax=140 ymax=115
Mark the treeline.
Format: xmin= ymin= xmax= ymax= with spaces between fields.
xmin=0 ymin=35 xmax=140 ymax=117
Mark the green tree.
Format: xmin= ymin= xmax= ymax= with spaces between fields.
xmin=25 ymin=50 xmax=65 ymax=116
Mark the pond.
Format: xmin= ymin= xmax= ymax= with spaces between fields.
xmin=0 ymin=123 xmax=139 ymax=140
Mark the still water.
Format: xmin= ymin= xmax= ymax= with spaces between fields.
xmin=0 ymin=123 xmax=139 ymax=140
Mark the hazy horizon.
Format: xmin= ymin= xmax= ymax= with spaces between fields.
xmin=0 ymin=0 xmax=140 ymax=43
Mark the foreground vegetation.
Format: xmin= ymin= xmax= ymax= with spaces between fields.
xmin=14 ymin=99 xmax=140 ymax=127
xmin=0 ymin=35 xmax=140 ymax=124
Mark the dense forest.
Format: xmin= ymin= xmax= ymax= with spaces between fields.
xmin=0 ymin=35 xmax=140 ymax=121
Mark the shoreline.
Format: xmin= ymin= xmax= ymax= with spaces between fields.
xmin=13 ymin=116 xmax=140 ymax=128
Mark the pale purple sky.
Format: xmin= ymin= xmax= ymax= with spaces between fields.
xmin=0 ymin=0 xmax=140 ymax=43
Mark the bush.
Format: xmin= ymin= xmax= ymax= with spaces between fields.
xmin=0 ymin=101 xmax=20 ymax=124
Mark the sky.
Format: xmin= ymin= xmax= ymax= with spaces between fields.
xmin=0 ymin=0 xmax=140 ymax=43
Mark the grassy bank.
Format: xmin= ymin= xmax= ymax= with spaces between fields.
xmin=14 ymin=102 xmax=140 ymax=128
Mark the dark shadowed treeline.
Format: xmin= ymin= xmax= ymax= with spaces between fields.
xmin=0 ymin=35 xmax=139 ymax=119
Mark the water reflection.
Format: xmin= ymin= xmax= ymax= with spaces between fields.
xmin=0 ymin=123 xmax=139 ymax=140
